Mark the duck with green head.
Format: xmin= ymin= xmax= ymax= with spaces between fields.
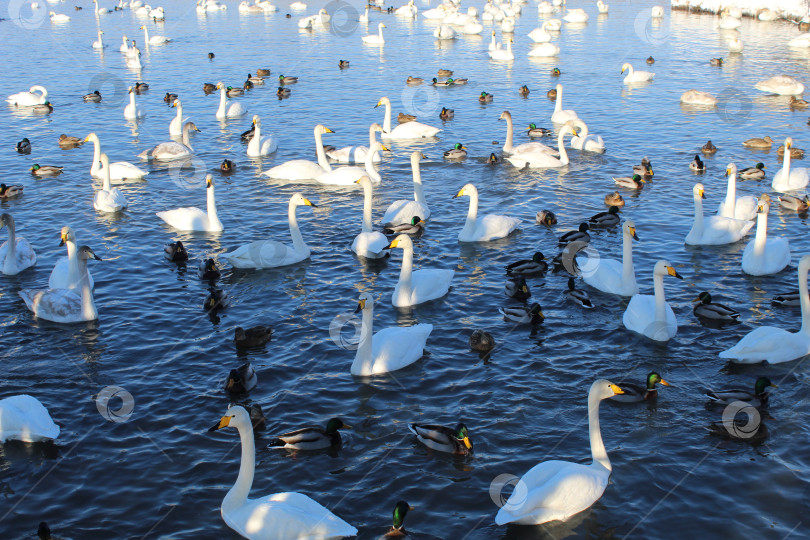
xmin=506 ymin=252 xmax=548 ymax=276
xmin=613 ymin=173 xmax=645 ymax=189
xmin=383 ymin=501 xmax=415 ymax=537
xmin=693 ymin=291 xmax=740 ymax=322
xmin=588 ymin=205 xmax=621 ymax=227
xmin=611 ymin=372 xmax=670 ymax=402
xmin=739 ymin=162 xmax=766 ymax=180
xmin=383 ymin=216 xmax=424 ymax=235
xmin=408 ymin=422 xmax=473 ymax=454
xmin=706 ymin=376 xmax=776 ymax=409
xmin=268 ymin=418 xmax=351 ymax=450
xmin=443 ymin=143 xmax=467 ymax=160
xmin=527 ymin=123 xmax=551 ymax=137
xmin=30 ymin=164 xmax=63 ymax=176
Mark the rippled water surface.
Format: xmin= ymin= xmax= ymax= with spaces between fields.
xmin=2 ymin=1 xmax=810 ymax=538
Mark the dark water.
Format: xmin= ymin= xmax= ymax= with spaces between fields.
xmin=1 ymin=1 xmax=809 ymax=538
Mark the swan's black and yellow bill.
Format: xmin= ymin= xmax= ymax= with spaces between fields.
xmin=666 ymin=266 xmax=683 ymax=279
xmin=629 ymin=225 xmax=639 ymax=241
xmin=355 ymin=298 xmax=366 ymax=313
xmin=209 ymin=414 xmax=233 ymax=431
xmin=610 ymin=384 xmax=625 ymax=395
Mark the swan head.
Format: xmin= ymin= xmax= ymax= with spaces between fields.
xmin=785 ymin=137 xmax=793 ymax=149
xmin=386 ymin=233 xmax=416 ymax=251
xmin=252 ymin=114 xmax=261 ymax=126
xmin=354 ymin=292 xmax=374 ymax=313
xmin=290 ymin=193 xmax=316 ymax=208
xmin=369 ymin=142 xmax=389 ymax=153
xmin=654 ymin=260 xmax=683 ymax=280
xmin=128 ymin=86 xmax=134 ymax=94
xmin=205 ymin=174 xmax=214 ymax=188
xmin=83 ymin=132 xmax=98 ymax=143
xmin=99 ymin=152 xmax=110 ymax=168
xmin=454 ymin=183 xmax=477 ymax=199
xmin=140 ymin=25 xmax=146 ymax=29
xmin=725 ymin=163 xmax=737 ymax=176
xmin=375 ymin=96 xmax=391 ymax=108
xmin=315 ymin=124 xmax=334 ymax=135
xmin=370 ymin=123 xmax=383 ymax=133
xmin=623 ymin=219 xmax=639 ymax=240
xmin=0 ymin=213 xmax=14 ymax=230
xmin=757 ymin=195 xmax=771 ymax=214
xmin=410 ymin=150 xmax=426 ymax=163
xmin=498 ymin=110 xmax=512 ymax=121
xmin=693 ymin=183 xmax=706 ymax=200
xmin=620 ymin=62 xmax=631 ymax=73
xmin=591 ymin=379 xmax=625 ymax=400
xmin=77 ymin=245 xmax=102 ymax=261
xmin=59 ymin=226 xmax=75 ymax=246
xmin=355 ymin=175 xmax=372 ymax=188
xmin=208 ymin=404 xmax=251 ymax=432
xmin=379 ymin=22 xmax=386 ymax=28
xmin=184 ymin=121 xmax=201 ymax=133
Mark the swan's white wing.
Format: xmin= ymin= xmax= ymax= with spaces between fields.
xmin=227 ymin=102 xmax=248 ymax=117
xmin=49 ymin=256 xmax=94 ymax=289
xmin=19 ymin=288 xmax=84 ymax=324
xmin=94 ymin=189 xmax=128 ymax=212
xmin=149 ymin=142 xmax=192 ymax=160
xmin=385 ymin=121 xmax=441 ymax=139
xmin=468 ymin=214 xmax=521 ymax=242
xmin=316 ymin=166 xmax=367 ymax=186
xmin=226 ymin=240 xmax=307 ymax=269
xmin=720 ymin=327 xmax=810 ymax=364
xmin=581 ymin=257 xmax=636 ymax=296
xmin=326 ymin=145 xmax=375 ymax=164
xmin=263 ymin=160 xmax=325 ymax=180
xmin=733 ymin=196 xmax=758 ymax=221
xmin=351 ymin=232 xmax=389 ymax=257
xmin=156 ymin=207 xmax=209 ymax=231
xmin=394 ymin=269 xmax=454 ymax=306
xmin=367 ymin=324 xmax=432 ymax=374
xmin=742 ymin=237 xmax=791 ymax=276
xmin=109 ymin=161 xmax=148 ymax=179
xmin=510 ymin=142 xmax=557 ymax=155
xmin=0 ymin=238 xmax=36 ymax=274
xmin=381 ymin=200 xmax=430 ymax=225
xmin=773 ymin=167 xmax=810 ymax=191
xmin=623 ymin=294 xmax=677 ymax=341
xmin=260 ymin=136 xmax=278 ymax=154
xmin=0 ymin=395 xmax=60 ymax=443
xmin=505 ymin=152 xmax=563 ymax=169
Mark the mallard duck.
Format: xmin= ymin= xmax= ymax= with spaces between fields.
xmin=164 ymin=241 xmax=188 ymax=262
xmin=205 ymin=289 xmax=230 ymax=312
xmin=15 ymin=138 xmax=31 ymax=154
xmin=226 ymin=86 xmax=244 ymax=97
xmin=234 ymin=325 xmax=273 ymax=348
xmin=777 ymin=144 xmax=804 ymax=159
xmin=779 ymin=193 xmax=810 ymax=211
xmin=278 ymin=74 xmax=298 ymax=84
xmin=706 ymin=377 xmax=776 ymax=409
xmin=407 ymin=422 xmax=472 ymax=454
xmin=224 ymin=362 xmax=257 ymax=393
xmin=707 ymin=417 xmax=768 ymax=442
xmin=469 ymin=329 xmax=495 ymax=352
xmin=478 ymin=92 xmax=493 ymax=103
xmin=406 ymin=76 xmax=423 ymax=85
xmin=551 ymin=67 xmax=562 ymax=76
xmin=693 ymin=291 xmax=740 ymax=322
xmin=499 ymin=303 xmax=544 ymax=324
xmin=646 ymin=56 xmax=655 ymax=64
xmin=439 ymin=107 xmax=454 ymax=119
xmin=486 ymin=153 xmax=500 ymax=164
xmin=527 ymin=123 xmax=551 ymax=137
xmin=611 ymin=372 xmax=670 ymax=402
xmin=443 ymin=143 xmax=467 ymax=160
xmin=742 ymin=136 xmax=773 ymax=148
xmin=438 ymin=68 xmax=453 ymax=77
xmin=247 ymin=73 xmax=264 ymax=84
xmin=790 ymin=96 xmax=809 ymax=109
xmin=220 ymin=159 xmax=236 ymax=174
xmin=383 ymin=501 xmax=414 ymax=538
xmin=83 ymin=90 xmax=102 ymax=102
xmin=633 ymin=159 xmax=653 ymax=176
xmin=559 ymin=223 xmax=590 ymax=246
xmin=452 ymin=78 xmax=468 ymax=85
xmin=0 ymin=184 xmax=24 ymax=199
xmin=33 ymin=101 xmax=53 ymax=113
xmin=690 ymin=154 xmax=706 ymax=172
xmin=505 ymin=276 xmax=531 ymax=300
xmin=199 ymin=258 xmax=221 ymax=281
xmin=518 ymin=85 xmax=530 ymax=96
xmin=58 ymin=134 xmax=82 ymax=149
xmin=710 ymin=57 xmax=723 ymax=66
xmin=134 ymin=81 xmax=149 ymax=92
xmin=30 ymin=164 xmax=62 ymax=176
xmin=163 ymin=92 xmax=178 ymax=104
xmin=277 ymin=87 xmax=291 ymax=98
xmin=604 ymin=191 xmax=625 ymax=207
xmin=566 ymin=277 xmax=594 ymax=308
xmin=208 ymin=52 xmax=215 ymax=60
xmin=547 ymin=88 xmax=557 ymax=100
xmin=203 ymin=82 xmax=216 ymax=94
xmin=397 ymin=112 xmax=416 ymax=123
xmin=268 ymin=418 xmax=350 ymax=450
xmin=613 ymin=174 xmax=645 ymax=189
xmin=536 ymin=210 xmax=557 ymax=226
xmin=338 ymin=60 xmax=350 ymax=69
xmin=772 ymin=290 xmax=806 ymax=306
xmin=702 ymin=140 xmax=717 ymax=154
xmin=243 ymin=79 xmax=254 ymax=91
xmin=739 ymin=162 xmax=766 ymax=179
xmin=383 ymin=216 xmax=425 ymax=235
xmin=431 ymin=77 xmax=452 ymax=87
xmin=257 ymin=68 xmax=272 ymax=76
xmin=506 ymin=252 xmax=548 ymax=276
xmin=589 ymin=206 xmax=621 ymax=227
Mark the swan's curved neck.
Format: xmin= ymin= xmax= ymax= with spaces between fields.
xmin=89 ymin=136 xmax=101 ymax=175
xmin=66 ymin=239 xmax=80 ymax=289
xmin=653 ymin=271 xmax=667 ymax=324
xmin=289 ymin=202 xmax=306 ymax=252
xmin=128 ymin=91 xmax=136 ymax=110
xmin=396 ymin=241 xmax=414 ymax=298
xmin=411 ymin=156 xmax=425 ymax=204
xmin=3 ymin=220 xmax=16 ymax=274
xmin=557 ymin=129 xmax=570 ymax=165
xmin=783 ymin=145 xmax=791 ymax=177
xmin=365 ymin=147 xmax=381 ymax=182
xmin=207 ymin=186 xmax=222 ymax=230
xmin=217 ymin=87 xmax=227 ymax=116
xmin=624 ymin=65 xmax=634 ymax=80
xmin=753 ymin=211 xmax=768 ymax=256
xmin=378 ymin=24 xmax=384 ymax=39
xmin=248 ymin=121 xmax=260 ymax=153
xmin=588 ymin=390 xmax=610 ymax=471
xmin=503 ymin=114 xmax=514 ymax=153
xmin=101 ymin=162 xmax=112 ymax=191
xmin=692 ymin=193 xmax=704 ymax=236
xmin=462 ymin=192 xmax=479 ymax=236
xmin=621 ymin=229 xmax=635 ymax=285
xmin=361 ymin=182 xmax=374 ymax=233
xmin=381 ymin=101 xmax=392 ymax=134
xmin=223 ymin=422 xmax=255 ymax=512
xmin=577 ymin=121 xmax=589 ymax=139
xmin=367 ymin=125 xmax=378 ymax=148
xmin=722 ymin=172 xmax=737 ymax=218
xmin=314 ymin=129 xmax=332 ymax=172
xmin=79 ymin=256 xmax=97 ymax=320
xmin=353 ymin=304 xmax=374 ymax=374
xmin=554 ymin=87 xmax=563 ymax=113
xmin=182 ymin=125 xmax=193 ymax=150
xmin=800 ymin=262 xmax=810 ymax=335
xmin=175 ymin=101 xmax=183 ymax=123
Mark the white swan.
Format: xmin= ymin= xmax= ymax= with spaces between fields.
xmin=597 ymin=0 xmax=608 ymax=13
xmin=388 ymin=234 xmax=453 ymax=307
xmin=0 ymin=395 xmax=60 ymax=443
xmin=376 ymin=97 xmax=441 ymax=139
xmin=495 ymin=380 xmax=624 ymax=525
xmin=92 ymin=30 xmax=105 ymax=48
xmin=488 ymin=30 xmax=500 ymax=51
xmin=317 ymin=142 xmax=384 ymax=186
xmin=721 ymin=255 xmax=810 ymax=364
xmin=20 ymin=246 xmax=101 ymax=324
xmin=358 ymin=5 xmax=369 ymax=22
xmin=381 ymin=151 xmax=430 ymax=225
xmin=581 ymin=220 xmax=638 ymax=296
xmin=141 ymin=24 xmax=170 ymax=44
xmin=156 ymin=175 xmax=224 ymax=232
xmin=680 ymin=89 xmax=717 ymax=106
xmin=462 ymin=21 xmax=483 ymax=34
xmin=455 ymin=184 xmax=520 ymax=242
xmin=326 ymin=123 xmax=383 ymax=164
xmin=621 ymin=63 xmax=654 ymax=84
xmin=727 ymin=37 xmax=744 ymax=52
xmin=94 ymin=154 xmax=128 ymax=212
xmin=226 ymin=193 xmax=316 ymax=269
xmin=216 ymin=82 xmax=248 ymax=119
xmin=139 ymin=121 xmax=199 ymax=161
xmin=0 ymin=214 xmax=36 ymax=275
xmin=351 ymin=293 xmax=433 ymax=376
xmin=568 ymin=119 xmax=605 ymax=153
xmin=6 ymin=85 xmax=48 ymax=107
xmin=124 ymin=87 xmax=143 ymax=120
xmin=563 ymin=8 xmax=588 ymax=22
xmin=209 ymin=405 xmax=358 ymax=539
xmin=489 ymin=39 xmax=515 ymax=61
xmin=651 ymin=5 xmax=664 ymax=17
xmin=537 ymin=1 xmax=553 ymax=14
xmin=50 ymin=227 xmax=95 ymax=290
xmin=742 ymin=197 xmax=790 ymax=276
xmin=264 ymin=125 xmax=333 ymax=180
xmin=528 ymin=22 xmax=552 ymax=43
xmin=85 ymin=132 xmax=148 ymax=180
xmin=500 ymin=111 xmax=556 ymax=156
xmin=434 ymin=24 xmax=456 ymax=39
xmin=169 ymin=98 xmax=186 ymax=136
xmin=49 ymin=11 xmax=71 ymax=21
xmin=755 ymin=75 xmax=804 ymax=95
xmin=504 ymin=125 xmax=576 ymax=168
xmin=351 ymin=176 xmax=389 ymax=258
xmin=551 ymin=84 xmax=578 ymax=123
xmin=119 ymin=34 xmax=130 ymax=52
xmin=788 ymin=32 xmax=810 ymax=48
xmin=545 ymin=18 xmax=562 ymax=30
xmin=528 ymin=42 xmax=560 ymax=57
xmin=362 ymin=22 xmax=386 ymax=45
xmin=717 ymin=164 xmax=757 ymax=221
xmin=717 ymin=15 xmax=741 ymax=29
xmin=773 ymin=137 xmax=810 ymax=191
xmin=623 ymin=260 xmax=682 ymax=341
xmin=395 ymin=0 xmax=416 ymax=17
xmin=685 ymin=183 xmax=754 ymax=245
xmin=247 ymin=115 xmax=278 ymax=157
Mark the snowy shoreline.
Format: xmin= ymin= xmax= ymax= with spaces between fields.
xmin=670 ymin=0 xmax=809 ymax=21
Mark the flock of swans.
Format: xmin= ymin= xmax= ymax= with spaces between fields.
xmin=4 ymin=0 xmax=810 ymax=537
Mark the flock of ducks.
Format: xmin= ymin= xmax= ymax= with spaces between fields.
xmin=4 ymin=0 xmax=810 ymax=538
